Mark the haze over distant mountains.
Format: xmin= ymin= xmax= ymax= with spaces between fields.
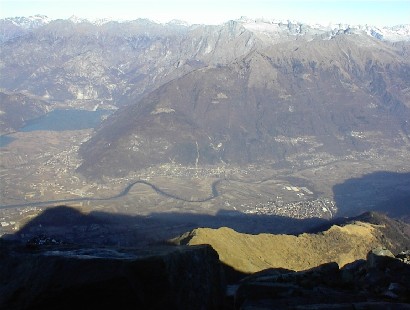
xmin=1 ymin=15 xmax=410 ymax=177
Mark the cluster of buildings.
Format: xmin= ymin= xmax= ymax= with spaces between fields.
xmin=243 ymin=196 xmax=336 ymax=220
xmin=0 ymin=206 xmax=43 ymax=237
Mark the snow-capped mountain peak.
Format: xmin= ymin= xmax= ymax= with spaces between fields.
xmin=68 ymin=15 xmax=89 ymax=24
xmin=237 ymin=17 xmax=410 ymax=42
xmin=5 ymin=14 xmax=51 ymax=29
xmin=67 ymin=15 xmax=116 ymax=25
xmin=1 ymin=15 xmax=409 ymax=43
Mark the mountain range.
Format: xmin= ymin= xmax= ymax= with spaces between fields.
xmin=1 ymin=16 xmax=410 ymax=177
xmin=2 ymin=15 xmax=410 ymax=42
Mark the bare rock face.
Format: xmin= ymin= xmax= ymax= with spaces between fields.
xmin=0 ymin=243 xmax=225 ymax=310
xmin=367 ymin=246 xmax=396 ymax=268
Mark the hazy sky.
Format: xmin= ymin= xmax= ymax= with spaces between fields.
xmin=1 ymin=0 xmax=409 ymax=26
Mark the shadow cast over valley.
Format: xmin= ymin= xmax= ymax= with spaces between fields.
xmin=1 ymin=205 xmax=326 ymax=286
xmin=333 ymin=171 xmax=410 ymax=221
xmin=2 ymin=171 xmax=409 ymax=248
xmin=1 ymin=205 xmax=328 ymax=248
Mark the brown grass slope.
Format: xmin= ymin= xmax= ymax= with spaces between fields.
xmin=172 ymin=212 xmax=410 ymax=273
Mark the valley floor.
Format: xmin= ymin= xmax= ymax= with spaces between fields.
xmin=1 ymin=129 xmax=409 ymax=239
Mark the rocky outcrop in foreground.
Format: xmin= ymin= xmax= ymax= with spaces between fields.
xmin=1 ymin=211 xmax=409 ymax=309
xmin=1 ymin=241 xmax=409 ymax=309
xmin=234 ymin=247 xmax=410 ymax=309
xmin=0 ymin=243 xmax=224 ymax=310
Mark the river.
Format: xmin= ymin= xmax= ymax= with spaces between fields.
xmin=0 ymin=179 xmax=223 ymax=210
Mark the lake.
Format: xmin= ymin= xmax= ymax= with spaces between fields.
xmin=21 ymin=109 xmax=112 ymax=132
xmin=0 ymin=109 xmax=112 ymax=147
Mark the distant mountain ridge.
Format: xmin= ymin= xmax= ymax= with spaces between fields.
xmin=0 ymin=16 xmax=256 ymax=107
xmin=1 ymin=15 xmax=410 ymax=43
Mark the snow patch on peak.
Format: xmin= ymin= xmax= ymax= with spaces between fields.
xmin=369 ymin=24 xmax=410 ymax=41
xmin=166 ymin=19 xmax=191 ymax=27
xmin=68 ymin=15 xmax=89 ymax=24
xmin=68 ymin=15 xmax=119 ymax=26
xmin=237 ymin=17 xmax=410 ymax=42
xmin=5 ymin=15 xmax=51 ymax=29
xmin=91 ymin=18 xmax=117 ymax=26
xmin=2 ymin=15 xmax=409 ymax=42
